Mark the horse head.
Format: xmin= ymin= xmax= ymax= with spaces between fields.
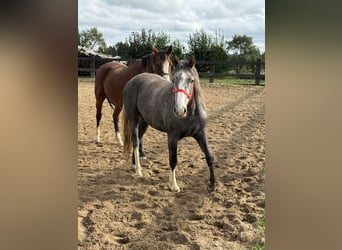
xmin=171 ymin=55 xmax=197 ymax=118
xmin=151 ymin=45 xmax=179 ymax=81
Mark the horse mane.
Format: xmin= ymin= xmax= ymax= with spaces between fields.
xmin=123 ymin=50 xmax=166 ymax=77
xmin=141 ymin=53 xmax=157 ymax=72
xmin=126 ymin=46 xmax=176 ymax=75
xmin=192 ymin=66 xmax=204 ymax=102
xmin=127 ymin=58 xmax=138 ymax=66
xmin=122 ymin=53 xmax=158 ymax=74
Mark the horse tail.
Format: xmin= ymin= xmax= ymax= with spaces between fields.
xmin=106 ymin=97 xmax=115 ymax=111
xmin=122 ymin=106 xmax=132 ymax=158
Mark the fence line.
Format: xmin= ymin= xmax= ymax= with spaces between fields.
xmin=78 ymin=57 xmax=265 ymax=85
xmin=196 ymin=59 xmax=265 ymax=85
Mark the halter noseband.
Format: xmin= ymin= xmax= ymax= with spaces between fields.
xmin=172 ymin=81 xmax=195 ymax=110
xmin=172 ymin=83 xmax=194 ymax=99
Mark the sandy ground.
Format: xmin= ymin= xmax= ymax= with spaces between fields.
xmin=78 ymin=79 xmax=265 ymax=249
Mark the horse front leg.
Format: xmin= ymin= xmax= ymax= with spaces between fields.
xmin=194 ymin=131 xmax=216 ymax=191
xmin=168 ymin=135 xmax=180 ymax=192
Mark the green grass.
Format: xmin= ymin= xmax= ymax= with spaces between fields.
xmin=78 ymin=76 xmax=95 ymax=82
xmin=200 ymin=76 xmax=265 ymax=86
xmin=250 ymin=212 xmax=265 ymax=250
xmin=78 ymin=76 xmax=265 ymax=86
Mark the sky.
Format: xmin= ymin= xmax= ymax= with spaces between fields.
xmin=78 ymin=0 xmax=265 ymax=53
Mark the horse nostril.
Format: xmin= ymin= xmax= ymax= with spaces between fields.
xmin=173 ymin=106 xmax=187 ymax=117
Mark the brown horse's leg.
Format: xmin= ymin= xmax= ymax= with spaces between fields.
xmin=95 ymin=94 xmax=106 ymax=143
xmin=113 ymin=105 xmax=123 ymax=145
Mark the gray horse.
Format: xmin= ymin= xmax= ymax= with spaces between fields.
xmin=122 ymin=56 xmax=216 ymax=192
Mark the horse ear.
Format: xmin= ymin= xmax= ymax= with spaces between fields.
xmin=188 ymin=55 xmax=196 ymax=68
xmin=152 ymin=46 xmax=159 ymax=55
xmin=166 ymin=45 xmax=172 ymax=55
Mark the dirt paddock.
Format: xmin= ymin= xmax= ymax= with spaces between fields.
xmin=78 ymin=79 xmax=265 ymax=249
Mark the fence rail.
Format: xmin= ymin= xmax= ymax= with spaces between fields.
xmin=78 ymin=57 xmax=265 ymax=85
xmin=196 ymin=59 xmax=265 ymax=85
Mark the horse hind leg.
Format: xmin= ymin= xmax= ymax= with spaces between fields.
xmin=113 ymin=105 xmax=123 ymax=145
xmin=131 ymin=122 xmax=142 ymax=177
xmin=133 ymin=146 xmax=143 ymax=177
xmin=138 ymin=120 xmax=149 ymax=159
xmin=95 ymin=94 xmax=106 ymax=143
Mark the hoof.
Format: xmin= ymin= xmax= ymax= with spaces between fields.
xmin=139 ymin=151 xmax=147 ymax=160
xmin=116 ymin=133 xmax=123 ymax=146
xmin=207 ymin=181 xmax=216 ymax=192
xmin=135 ymin=168 xmax=143 ymax=177
xmin=135 ymin=173 xmax=143 ymax=178
xmin=170 ymin=185 xmax=180 ymax=193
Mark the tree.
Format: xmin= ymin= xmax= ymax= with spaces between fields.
xmin=78 ymin=27 xmax=106 ymax=52
xmin=98 ymin=45 xmax=118 ymax=57
xmin=171 ymin=39 xmax=184 ymax=59
xmin=209 ymin=29 xmax=229 ymax=73
xmin=188 ymin=29 xmax=229 ymax=72
xmin=261 ymin=51 xmax=265 ymax=61
xmin=210 ymin=45 xmax=229 ymax=73
xmin=123 ymin=28 xmax=171 ymax=58
xmin=116 ymin=41 xmax=130 ymax=59
xmin=188 ymin=29 xmax=212 ymax=61
xmin=226 ymin=34 xmax=261 ymax=73
xmin=188 ymin=29 xmax=213 ymax=72
xmin=153 ymin=31 xmax=170 ymax=51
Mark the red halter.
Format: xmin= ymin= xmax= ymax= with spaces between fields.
xmin=172 ymin=81 xmax=194 ymax=100
xmin=172 ymin=81 xmax=195 ymax=109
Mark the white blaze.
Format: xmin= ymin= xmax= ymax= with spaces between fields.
xmin=162 ymin=61 xmax=170 ymax=81
xmin=173 ymin=72 xmax=191 ymax=117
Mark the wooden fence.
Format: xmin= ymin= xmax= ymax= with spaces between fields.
xmin=196 ymin=59 xmax=265 ymax=85
xmin=78 ymin=57 xmax=121 ymax=77
xmin=78 ymin=57 xmax=265 ymax=85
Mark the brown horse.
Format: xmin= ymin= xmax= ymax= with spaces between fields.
xmin=95 ymin=46 xmax=176 ymax=145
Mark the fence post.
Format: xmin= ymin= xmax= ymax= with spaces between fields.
xmin=255 ymin=58 xmax=261 ymax=85
xmin=90 ymin=57 xmax=95 ymax=78
xmin=209 ymin=63 xmax=215 ymax=83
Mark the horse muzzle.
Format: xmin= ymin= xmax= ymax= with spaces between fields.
xmin=173 ymin=106 xmax=187 ymax=118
